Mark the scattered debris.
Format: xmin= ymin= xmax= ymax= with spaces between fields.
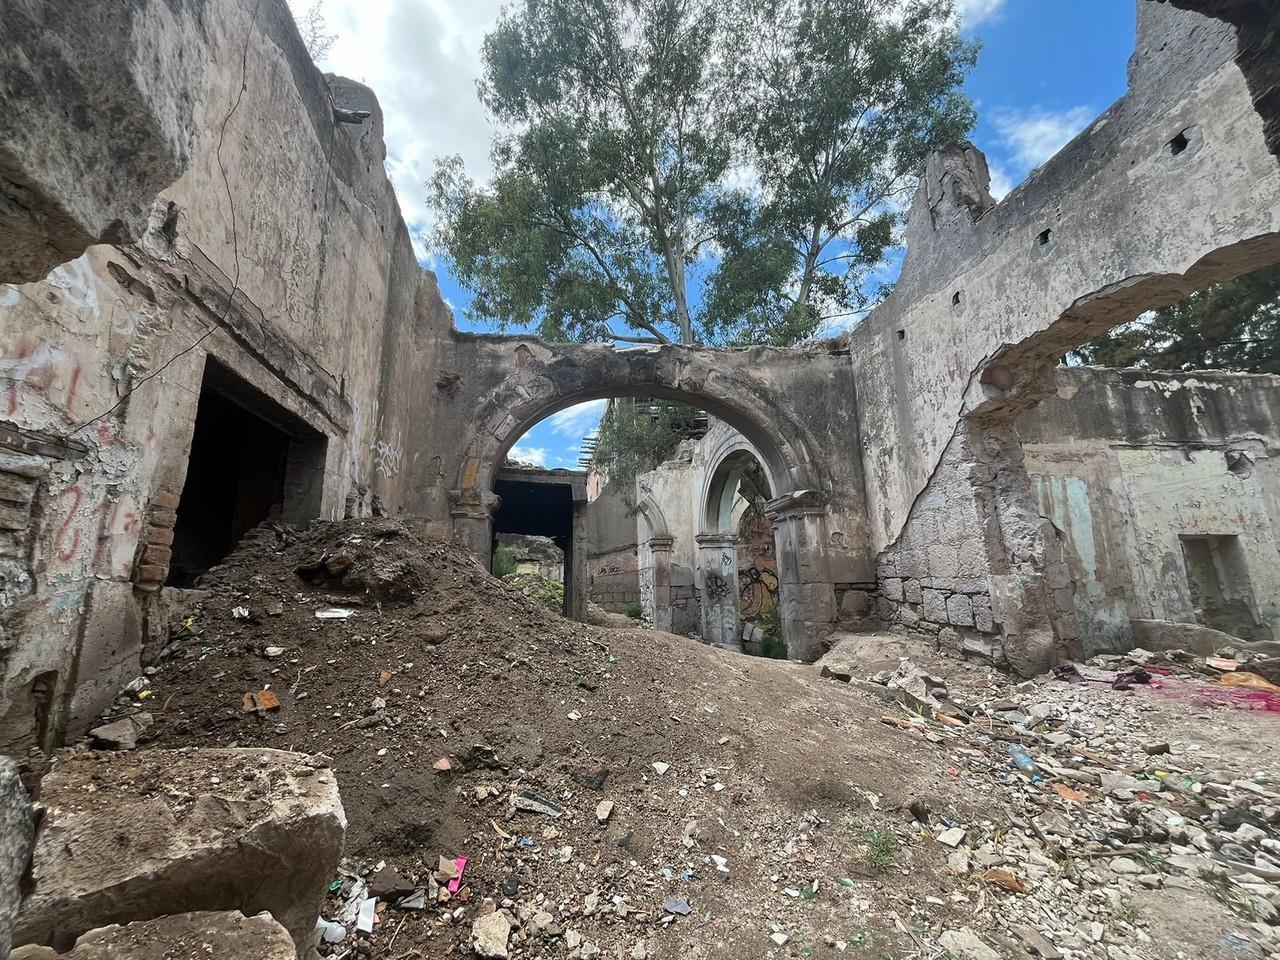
xmin=471 ymin=910 xmax=511 ymax=958
xmin=88 ymin=712 xmax=152 ymax=750
xmin=240 ymin=690 xmax=280 ymax=714
xmin=314 ymin=608 xmax=355 ymax=620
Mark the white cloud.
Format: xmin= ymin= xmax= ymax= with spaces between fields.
xmin=288 ymin=0 xmax=502 ymax=258
xmin=992 ymin=105 xmax=1096 ymax=171
xmin=956 ymin=0 xmax=1005 ymax=27
xmin=508 ymin=444 xmax=548 ymax=466
xmin=546 ymin=399 xmax=608 ymax=437
xmin=988 ymin=163 xmax=1015 ymax=201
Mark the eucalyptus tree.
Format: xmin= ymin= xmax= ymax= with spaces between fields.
xmin=704 ymin=0 xmax=978 ymax=343
xmin=431 ymin=0 xmax=977 ymax=349
xmin=431 ymin=0 xmax=730 ymax=345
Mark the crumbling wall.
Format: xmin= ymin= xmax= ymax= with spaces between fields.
xmin=0 ymin=1 xmax=213 ymax=283
xmin=1019 ymin=366 xmax=1280 ymax=651
xmin=850 ymin=1 xmax=1280 ymax=673
xmin=0 ymin=0 xmax=452 ymax=751
xmin=584 ymin=480 xmax=641 ymax=613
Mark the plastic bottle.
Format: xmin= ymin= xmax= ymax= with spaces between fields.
xmin=1008 ymin=744 xmax=1042 ymax=781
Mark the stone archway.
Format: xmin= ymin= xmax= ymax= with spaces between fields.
xmin=445 ymin=339 xmax=826 ymax=557
xmin=694 ymin=428 xmax=836 ymax=660
xmin=697 ymin=442 xmax=773 ymax=651
xmin=440 ymin=338 xmax=846 ymax=656
xmin=635 ymin=494 xmax=674 ymax=632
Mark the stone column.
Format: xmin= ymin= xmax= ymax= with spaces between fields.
xmin=767 ymin=493 xmax=838 ymax=661
xmin=645 ymin=536 xmax=674 ymax=632
xmin=696 ymin=533 xmax=741 ymax=650
xmin=450 ymin=501 xmax=495 ymax=567
xmin=565 ymin=498 xmax=589 ymax=622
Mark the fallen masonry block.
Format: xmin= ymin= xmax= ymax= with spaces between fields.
xmin=9 ymin=910 xmax=296 ymax=959
xmin=14 ymin=748 xmax=345 ymax=958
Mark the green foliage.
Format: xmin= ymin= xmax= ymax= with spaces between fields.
xmin=502 ymin=571 xmax=566 ymax=613
xmin=493 ymin=545 xmax=518 ymax=578
xmin=1070 ymin=265 xmax=1280 ymax=374
xmin=706 ymin=0 xmax=976 ymax=344
xmin=430 ymin=0 xmax=975 ymax=348
xmin=624 ymin=601 xmax=644 ymax=619
xmin=592 ymin=400 xmax=701 ymax=509
xmin=755 ymin=604 xmax=788 ymax=659
xmin=860 ymin=828 xmax=897 ymax=872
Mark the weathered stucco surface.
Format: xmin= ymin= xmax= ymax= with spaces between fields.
xmin=0 ymin=0 xmax=449 ymax=750
xmin=849 ymin=1 xmax=1280 ymax=672
xmin=1 ymin=0 xmax=1278 ymax=757
xmin=1019 ymin=366 xmax=1280 ymax=653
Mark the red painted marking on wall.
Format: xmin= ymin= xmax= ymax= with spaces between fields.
xmin=65 ymin=365 xmax=81 ymax=409
xmin=54 ymin=486 xmax=84 ymax=563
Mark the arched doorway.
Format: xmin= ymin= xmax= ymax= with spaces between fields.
xmin=698 ymin=440 xmax=786 ymax=655
xmin=445 ymin=339 xmax=846 ymax=659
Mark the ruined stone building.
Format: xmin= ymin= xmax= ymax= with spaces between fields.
xmin=0 ymin=0 xmax=1279 ymax=952
xmin=2 ymin=0 xmax=1279 ymax=750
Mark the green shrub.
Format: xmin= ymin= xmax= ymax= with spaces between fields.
xmin=493 ymin=545 xmax=517 ymax=577
xmin=754 ymin=605 xmax=787 ymax=658
xmin=860 ymin=829 xmax=896 ymax=872
xmin=623 ymin=601 xmax=643 ymax=619
xmin=502 ymin=572 xmax=565 ymax=613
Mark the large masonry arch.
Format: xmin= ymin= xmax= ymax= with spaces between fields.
xmin=434 ymin=335 xmax=868 ymax=658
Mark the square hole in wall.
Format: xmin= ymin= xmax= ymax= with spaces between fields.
xmin=167 ymin=359 xmax=327 ymax=586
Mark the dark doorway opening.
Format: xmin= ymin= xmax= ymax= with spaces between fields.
xmin=491 ymin=468 xmax=585 ymax=618
xmin=168 ymin=360 xmax=327 ymax=586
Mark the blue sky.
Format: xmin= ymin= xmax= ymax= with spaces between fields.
xmin=300 ymin=0 xmax=1137 ymax=469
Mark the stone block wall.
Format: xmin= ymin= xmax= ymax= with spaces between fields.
xmin=588 ymin=550 xmax=641 ymax=612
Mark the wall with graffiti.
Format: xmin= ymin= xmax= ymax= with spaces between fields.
xmin=0 ymin=6 xmax=459 ymax=752
xmin=736 ymin=504 xmax=780 ymax=623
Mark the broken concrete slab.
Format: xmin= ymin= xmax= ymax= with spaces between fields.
xmin=938 ymin=926 xmax=1002 ymax=960
xmin=14 ymin=748 xmax=345 ymax=957
xmin=8 ymin=910 xmax=296 ymax=959
xmin=0 ymin=757 xmax=34 ymax=958
xmin=812 ymin=633 xmax=928 ymax=681
xmin=1131 ymin=619 xmax=1242 ymax=657
xmin=472 ymin=910 xmax=512 ymax=958
xmin=87 ymin=712 xmax=152 ymax=750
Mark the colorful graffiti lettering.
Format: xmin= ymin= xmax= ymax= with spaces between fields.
xmin=739 ymin=564 xmax=780 ymax=619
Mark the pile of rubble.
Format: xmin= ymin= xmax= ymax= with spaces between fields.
xmin=21 ymin=519 xmax=1278 ymax=959
xmin=818 ymin=636 xmax=1280 ymax=959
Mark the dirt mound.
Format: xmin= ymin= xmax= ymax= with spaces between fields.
xmin=89 ymin=518 xmax=1280 ymax=959
xmin=127 ymin=519 xmax=978 ymax=958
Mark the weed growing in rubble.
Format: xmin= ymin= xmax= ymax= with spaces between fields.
xmin=860 ymin=829 xmax=897 ymax=872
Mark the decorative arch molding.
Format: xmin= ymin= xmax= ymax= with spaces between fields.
xmin=698 ymin=432 xmax=772 ymax=535
xmin=448 ymin=339 xmax=824 ymax=516
xmin=634 ymin=493 xmax=672 ymax=542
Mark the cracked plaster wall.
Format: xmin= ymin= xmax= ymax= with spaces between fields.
xmin=848 ymin=1 xmax=1280 ymax=674
xmin=1019 ymin=366 xmax=1280 ymax=653
xmin=0 ymin=0 xmax=453 ymax=751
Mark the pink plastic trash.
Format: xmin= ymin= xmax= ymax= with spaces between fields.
xmin=448 ymin=856 xmax=468 ymax=893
